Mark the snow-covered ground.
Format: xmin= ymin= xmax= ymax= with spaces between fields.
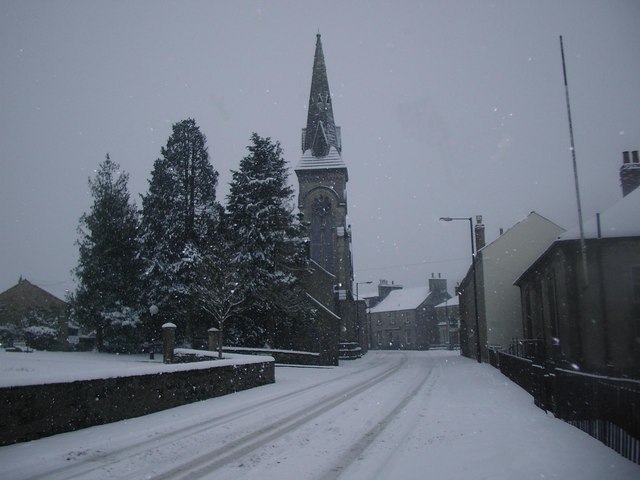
xmin=0 ymin=349 xmax=272 ymax=387
xmin=1 ymin=350 xmax=638 ymax=479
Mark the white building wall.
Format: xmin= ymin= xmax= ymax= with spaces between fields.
xmin=480 ymin=212 xmax=565 ymax=349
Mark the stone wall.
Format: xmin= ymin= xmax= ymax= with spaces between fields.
xmin=223 ymin=347 xmax=323 ymax=366
xmin=0 ymin=359 xmax=274 ymax=446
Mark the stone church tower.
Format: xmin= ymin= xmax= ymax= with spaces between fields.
xmin=295 ymin=34 xmax=358 ymax=343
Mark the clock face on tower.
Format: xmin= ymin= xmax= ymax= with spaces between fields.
xmin=312 ymin=195 xmax=332 ymax=217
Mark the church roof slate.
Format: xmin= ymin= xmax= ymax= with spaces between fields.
xmin=297 ymin=33 xmax=347 ymax=174
xmin=296 ymin=146 xmax=346 ymax=171
xmin=302 ymin=33 xmax=340 ymax=157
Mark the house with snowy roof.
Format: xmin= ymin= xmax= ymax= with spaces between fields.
xmin=515 ymin=185 xmax=640 ymax=378
xmin=457 ymin=212 xmax=565 ymax=362
xmin=362 ymin=279 xmax=403 ymax=309
xmin=0 ymin=278 xmax=69 ymax=349
xmin=368 ymin=275 xmax=450 ymax=350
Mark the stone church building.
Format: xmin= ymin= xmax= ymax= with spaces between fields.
xmin=295 ymin=34 xmax=360 ymax=349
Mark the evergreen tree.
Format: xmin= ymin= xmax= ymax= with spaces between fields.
xmin=140 ymin=118 xmax=222 ymax=342
xmin=72 ymin=154 xmax=142 ymax=352
xmin=224 ymin=133 xmax=309 ymax=347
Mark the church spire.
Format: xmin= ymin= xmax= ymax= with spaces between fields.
xmin=302 ymin=33 xmax=341 ymax=158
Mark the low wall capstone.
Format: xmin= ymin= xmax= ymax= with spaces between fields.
xmin=222 ymin=347 xmax=323 ymax=365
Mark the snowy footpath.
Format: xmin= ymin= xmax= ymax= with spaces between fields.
xmin=1 ymin=350 xmax=639 ymax=479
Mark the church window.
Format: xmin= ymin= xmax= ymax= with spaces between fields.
xmin=310 ymin=195 xmax=333 ymax=272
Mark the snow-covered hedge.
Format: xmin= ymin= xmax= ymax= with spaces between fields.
xmin=23 ymin=325 xmax=58 ymax=350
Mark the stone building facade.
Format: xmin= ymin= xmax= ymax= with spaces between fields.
xmin=457 ymin=212 xmax=564 ymax=361
xmin=515 ymin=187 xmax=640 ymax=377
xmin=368 ymin=276 xmax=450 ymax=350
xmin=295 ymin=34 xmax=359 ymax=345
xmin=434 ymin=296 xmax=460 ymax=348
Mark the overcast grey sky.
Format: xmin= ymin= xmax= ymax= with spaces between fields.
xmin=1 ymin=0 xmax=639 ymax=299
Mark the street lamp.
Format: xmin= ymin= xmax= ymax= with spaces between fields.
xmin=439 ymin=216 xmax=482 ymax=363
xmin=356 ymin=281 xmax=373 ymax=349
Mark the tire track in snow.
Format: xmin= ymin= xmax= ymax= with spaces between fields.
xmin=318 ymin=355 xmax=440 ymax=480
xmin=21 ymin=354 xmax=398 ymax=480
xmin=150 ymin=354 xmax=408 ymax=480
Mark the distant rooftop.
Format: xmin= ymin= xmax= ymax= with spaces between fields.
xmin=369 ymin=286 xmax=430 ymax=314
xmin=559 ymin=186 xmax=640 ymax=240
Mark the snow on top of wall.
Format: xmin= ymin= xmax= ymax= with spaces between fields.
xmin=368 ymin=286 xmax=430 ymax=314
xmin=559 ymin=186 xmax=640 ymax=240
xmin=0 ymin=350 xmax=273 ymax=388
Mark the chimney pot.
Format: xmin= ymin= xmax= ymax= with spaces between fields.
xmin=474 ymin=216 xmax=486 ymax=250
xmin=621 ymin=150 xmax=640 ymax=196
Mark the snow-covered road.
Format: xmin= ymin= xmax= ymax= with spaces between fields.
xmin=2 ymin=351 xmax=639 ymax=480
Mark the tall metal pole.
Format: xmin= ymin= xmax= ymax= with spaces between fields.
xmin=439 ymin=216 xmax=482 ymax=362
xmin=468 ymin=217 xmax=482 ymax=363
xmin=445 ymin=299 xmax=450 ymax=348
xmin=560 ymin=35 xmax=588 ymax=285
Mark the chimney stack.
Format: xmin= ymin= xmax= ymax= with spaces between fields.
xmin=378 ymin=279 xmax=402 ymax=300
xmin=620 ymin=150 xmax=640 ymax=197
xmin=474 ymin=215 xmax=486 ymax=251
xmin=429 ymin=274 xmax=447 ymax=294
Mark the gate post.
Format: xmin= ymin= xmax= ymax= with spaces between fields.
xmin=162 ymin=322 xmax=176 ymax=364
xmin=208 ymin=327 xmax=220 ymax=352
